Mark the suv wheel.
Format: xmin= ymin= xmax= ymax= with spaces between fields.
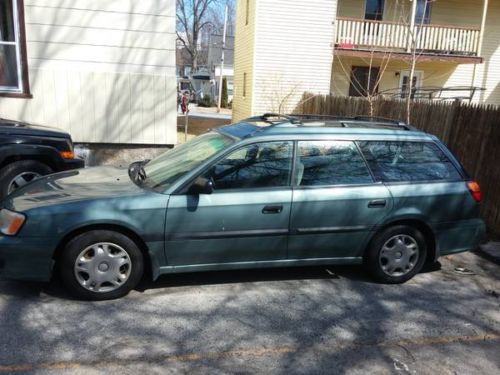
xmin=0 ymin=160 xmax=53 ymax=198
xmin=59 ymin=230 xmax=144 ymax=300
xmin=365 ymin=225 xmax=427 ymax=284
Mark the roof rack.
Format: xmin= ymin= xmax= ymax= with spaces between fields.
xmin=242 ymin=113 xmax=413 ymax=131
xmin=289 ymin=114 xmax=412 ymax=130
xmin=242 ymin=113 xmax=300 ymax=124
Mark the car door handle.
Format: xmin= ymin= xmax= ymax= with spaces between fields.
xmin=262 ymin=205 xmax=283 ymax=214
xmin=368 ymin=199 xmax=386 ymax=208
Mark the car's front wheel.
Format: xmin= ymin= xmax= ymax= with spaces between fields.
xmin=0 ymin=160 xmax=53 ymax=198
xmin=365 ymin=225 xmax=427 ymax=284
xmin=59 ymin=230 xmax=144 ymax=300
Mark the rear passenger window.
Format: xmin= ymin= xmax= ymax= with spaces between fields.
xmin=358 ymin=141 xmax=462 ymax=182
xmin=296 ymin=141 xmax=373 ymax=186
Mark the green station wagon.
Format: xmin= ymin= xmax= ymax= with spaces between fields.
xmin=0 ymin=114 xmax=485 ymax=300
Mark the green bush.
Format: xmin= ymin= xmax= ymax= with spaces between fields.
xmin=198 ymin=95 xmax=215 ymax=107
xmin=221 ymin=78 xmax=228 ymax=108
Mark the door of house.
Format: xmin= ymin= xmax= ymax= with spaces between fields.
xmin=349 ymin=66 xmax=380 ymax=97
xmin=365 ymin=0 xmax=384 ymax=20
xmin=364 ymin=0 xmax=384 ymax=43
xmin=400 ymin=71 xmax=423 ymax=99
xmin=415 ymin=0 xmax=432 ymax=25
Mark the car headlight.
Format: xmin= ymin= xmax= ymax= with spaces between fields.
xmin=0 ymin=209 xmax=26 ymax=236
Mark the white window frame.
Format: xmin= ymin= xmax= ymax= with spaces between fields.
xmin=0 ymin=0 xmax=24 ymax=93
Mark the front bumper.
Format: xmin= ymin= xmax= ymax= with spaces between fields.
xmin=0 ymin=235 xmax=57 ymax=281
xmin=61 ymin=158 xmax=85 ymax=171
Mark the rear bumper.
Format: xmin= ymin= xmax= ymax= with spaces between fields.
xmin=61 ymin=158 xmax=85 ymax=171
xmin=0 ymin=235 xmax=57 ymax=281
xmin=434 ymin=219 xmax=486 ymax=258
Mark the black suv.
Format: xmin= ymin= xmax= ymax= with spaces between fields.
xmin=0 ymin=118 xmax=84 ymax=198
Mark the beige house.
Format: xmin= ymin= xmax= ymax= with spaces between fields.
xmin=233 ymin=0 xmax=498 ymax=121
xmin=0 ymin=0 xmax=177 ymax=145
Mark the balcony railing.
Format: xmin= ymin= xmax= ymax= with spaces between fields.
xmin=335 ymin=17 xmax=480 ymax=56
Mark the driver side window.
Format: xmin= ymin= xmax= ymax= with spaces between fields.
xmin=206 ymin=141 xmax=293 ymax=190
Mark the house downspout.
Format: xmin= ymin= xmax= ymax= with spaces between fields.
xmin=471 ymin=0 xmax=489 ymax=102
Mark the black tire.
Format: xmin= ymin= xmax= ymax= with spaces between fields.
xmin=0 ymin=160 xmax=52 ymax=198
xmin=365 ymin=225 xmax=427 ymax=284
xmin=59 ymin=230 xmax=144 ymax=301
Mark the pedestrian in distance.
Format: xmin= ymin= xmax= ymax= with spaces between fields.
xmin=181 ymin=91 xmax=190 ymax=115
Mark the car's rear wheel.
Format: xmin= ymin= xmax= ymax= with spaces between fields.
xmin=59 ymin=230 xmax=144 ymax=300
xmin=365 ymin=225 xmax=427 ymax=284
xmin=0 ymin=160 xmax=52 ymax=198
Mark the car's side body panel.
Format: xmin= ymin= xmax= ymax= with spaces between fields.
xmin=157 ymin=256 xmax=363 ymax=276
xmin=0 ymin=236 xmax=58 ymax=281
xmin=164 ymin=189 xmax=291 ymax=266
xmin=289 ymin=184 xmax=393 ymax=259
xmin=385 ymin=181 xmax=484 ymax=258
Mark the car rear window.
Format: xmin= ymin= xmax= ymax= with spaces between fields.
xmin=357 ymin=141 xmax=462 ymax=182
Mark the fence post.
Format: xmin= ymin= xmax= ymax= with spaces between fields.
xmin=442 ymin=101 xmax=459 ymax=145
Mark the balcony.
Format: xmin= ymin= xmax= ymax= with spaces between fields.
xmin=335 ymin=17 xmax=481 ymax=62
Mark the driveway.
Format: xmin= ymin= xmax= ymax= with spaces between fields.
xmin=0 ymin=248 xmax=499 ymax=374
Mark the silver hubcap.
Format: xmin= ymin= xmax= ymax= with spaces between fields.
xmin=74 ymin=242 xmax=132 ymax=293
xmin=7 ymin=172 xmax=41 ymax=194
xmin=379 ymin=235 xmax=419 ymax=277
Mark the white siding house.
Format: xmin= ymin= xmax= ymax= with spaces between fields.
xmin=233 ymin=0 xmax=338 ymax=121
xmin=0 ymin=0 xmax=177 ymax=145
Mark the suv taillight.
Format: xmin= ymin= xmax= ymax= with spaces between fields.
xmin=467 ymin=180 xmax=481 ymax=203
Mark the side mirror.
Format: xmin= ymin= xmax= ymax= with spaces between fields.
xmin=189 ymin=177 xmax=214 ymax=195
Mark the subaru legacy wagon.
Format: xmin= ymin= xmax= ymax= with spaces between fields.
xmin=0 ymin=114 xmax=485 ymax=300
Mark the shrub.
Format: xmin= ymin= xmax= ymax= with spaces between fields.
xmin=221 ymin=78 xmax=228 ymax=108
xmin=198 ymin=95 xmax=215 ymax=107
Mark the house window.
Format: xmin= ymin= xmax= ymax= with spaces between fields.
xmin=243 ymin=72 xmax=247 ymax=97
xmin=0 ymin=0 xmax=29 ymax=96
xmin=365 ymin=0 xmax=384 ymax=21
xmin=415 ymin=0 xmax=432 ymax=25
xmin=349 ymin=66 xmax=380 ymax=97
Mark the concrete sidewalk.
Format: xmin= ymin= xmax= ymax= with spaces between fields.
xmin=179 ymin=104 xmax=232 ymax=120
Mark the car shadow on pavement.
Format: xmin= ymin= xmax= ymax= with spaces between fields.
xmin=136 ymin=260 xmax=441 ymax=293
xmin=136 ymin=265 xmax=355 ymax=292
xmin=135 ymin=263 xmax=442 ymax=293
xmin=0 ymin=280 xmax=46 ymax=298
xmin=1 ymin=262 xmax=444 ymax=300
xmin=3 ymin=265 xmax=371 ymax=299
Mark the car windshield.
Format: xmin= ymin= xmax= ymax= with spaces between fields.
xmin=141 ymin=132 xmax=235 ymax=191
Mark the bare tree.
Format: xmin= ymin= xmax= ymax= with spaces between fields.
xmin=403 ymin=0 xmax=435 ymax=124
xmin=262 ymin=74 xmax=303 ymax=115
xmin=176 ymin=0 xmax=224 ymax=71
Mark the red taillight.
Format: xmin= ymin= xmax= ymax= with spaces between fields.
xmin=467 ymin=181 xmax=481 ymax=203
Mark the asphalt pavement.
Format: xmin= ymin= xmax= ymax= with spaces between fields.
xmin=0 ymin=247 xmax=499 ymax=374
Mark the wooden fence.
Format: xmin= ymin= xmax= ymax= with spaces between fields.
xmin=296 ymin=94 xmax=500 ymax=234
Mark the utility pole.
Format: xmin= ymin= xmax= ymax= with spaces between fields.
xmin=217 ymin=5 xmax=228 ymax=113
